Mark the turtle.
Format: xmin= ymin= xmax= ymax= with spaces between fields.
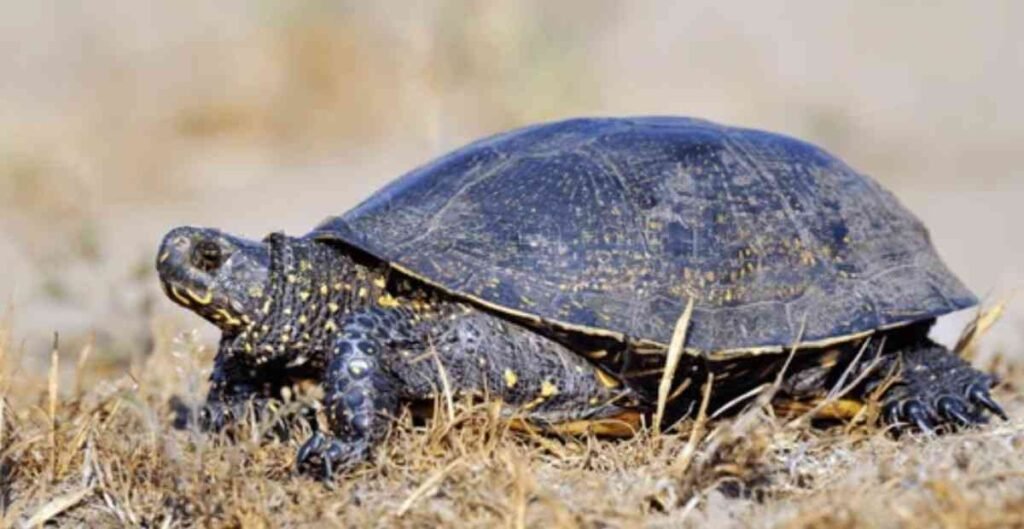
xmin=156 ymin=116 xmax=1006 ymax=477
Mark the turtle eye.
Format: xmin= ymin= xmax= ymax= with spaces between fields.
xmin=191 ymin=240 xmax=224 ymax=272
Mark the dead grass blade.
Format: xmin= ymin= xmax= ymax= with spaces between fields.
xmin=430 ymin=349 xmax=456 ymax=424
xmin=785 ymin=337 xmax=885 ymax=429
xmin=730 ymin=315 xmax=806 ymax=421
xmin=394 ymin=459 xmax=463 ymax=517
xmin=48 ymin=333 xmax=59 ymax=481
xmin=760 ymin=316 xmax=807 ymax=405
xmin=654 ymin=297 xmax=695 ymax=435
xmin=671 ymin=372 xmax=714 ymax=478
xmin=955 ymin=294 xmax=1014 ymax=358
xmin=73 ymin=334 xmax=94 ymax=398
xmin=709 ymin=383 xmax=769 ymax=420
xmin=20 ymin=487 xmax=93 ymax=528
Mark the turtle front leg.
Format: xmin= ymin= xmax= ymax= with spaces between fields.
xmin=173 ymin=344 xmax=313 ymax=436
xmin=871 ymin=340 xmax=1006 ymax=433
xmin=296 ymin=302 xmax=640 ymax=478
xmin=296 ymin=308 xmax=403 ymax=479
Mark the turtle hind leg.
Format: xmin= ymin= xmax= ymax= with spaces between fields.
xmin=875 ymin=339 xmax=1006 ymax=433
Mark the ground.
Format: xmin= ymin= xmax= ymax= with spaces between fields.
xmin=1 ymin=320 xmax=1022 ymax=528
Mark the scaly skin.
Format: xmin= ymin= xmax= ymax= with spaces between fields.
xmin=156 ymin=227 xmax=1007 ymax=478
xmin=157 ymin=227 xmax=638 ymax=477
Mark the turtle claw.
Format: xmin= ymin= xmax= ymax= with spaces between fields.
xmin=968 ymin=384 xmax=1008 ymax=421
xmin=883 ymin=393 xmax=997 ymax=434
xmin=883 ymin=402 xmax=901 ymax=428
xmin=296 ymin=431 xmax=327 ymax=471
xmin=936 ymin=396 xmax=975 ymax=428
xmin=903 ymin=400 xmax=935 ymax=435
xmin=296 ymin=432 xmax=362 ymax=480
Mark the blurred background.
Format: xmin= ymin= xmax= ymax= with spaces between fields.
xmin=1 ymin=1 xmax=1021 ymax=371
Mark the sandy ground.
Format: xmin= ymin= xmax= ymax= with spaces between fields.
xmin=0 ymin=2 xmax=1022 ymax=527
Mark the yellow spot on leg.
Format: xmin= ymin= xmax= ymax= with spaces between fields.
xmin=540 ymin=380 xmax=558 ymax=397
xmin=503 ymin=369 xmax=518 ymax=388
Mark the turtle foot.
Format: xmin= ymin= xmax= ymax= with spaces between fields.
xmin=295 ymin=431 xmax=369 ymax=481
xmin=879 ymin=344 xmax=1006 ymax=434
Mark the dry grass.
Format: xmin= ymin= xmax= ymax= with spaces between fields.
xmin=0 ymin=318 xmax=1021 ymax=528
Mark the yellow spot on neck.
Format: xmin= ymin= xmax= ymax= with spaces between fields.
xmin=169 ymin=286 xmax=193 ymax=307
xmin=216 ymin=309 xmax=242 ymax=327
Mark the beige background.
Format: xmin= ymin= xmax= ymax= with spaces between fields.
xmin=1 ymin=1 xmax=1021 ymax=364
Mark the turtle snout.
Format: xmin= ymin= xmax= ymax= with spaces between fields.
xmin=156 ymin=226 xmax=224 ymax=308
xmin=156 ymin=226 xmax=271 ymax=330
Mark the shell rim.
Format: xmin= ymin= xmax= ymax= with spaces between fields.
xmin=315 ymin=232 xmax=966 ymax=361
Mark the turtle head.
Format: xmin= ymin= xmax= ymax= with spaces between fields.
xmin=156 ymin=226 xmax=270 ymax=332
